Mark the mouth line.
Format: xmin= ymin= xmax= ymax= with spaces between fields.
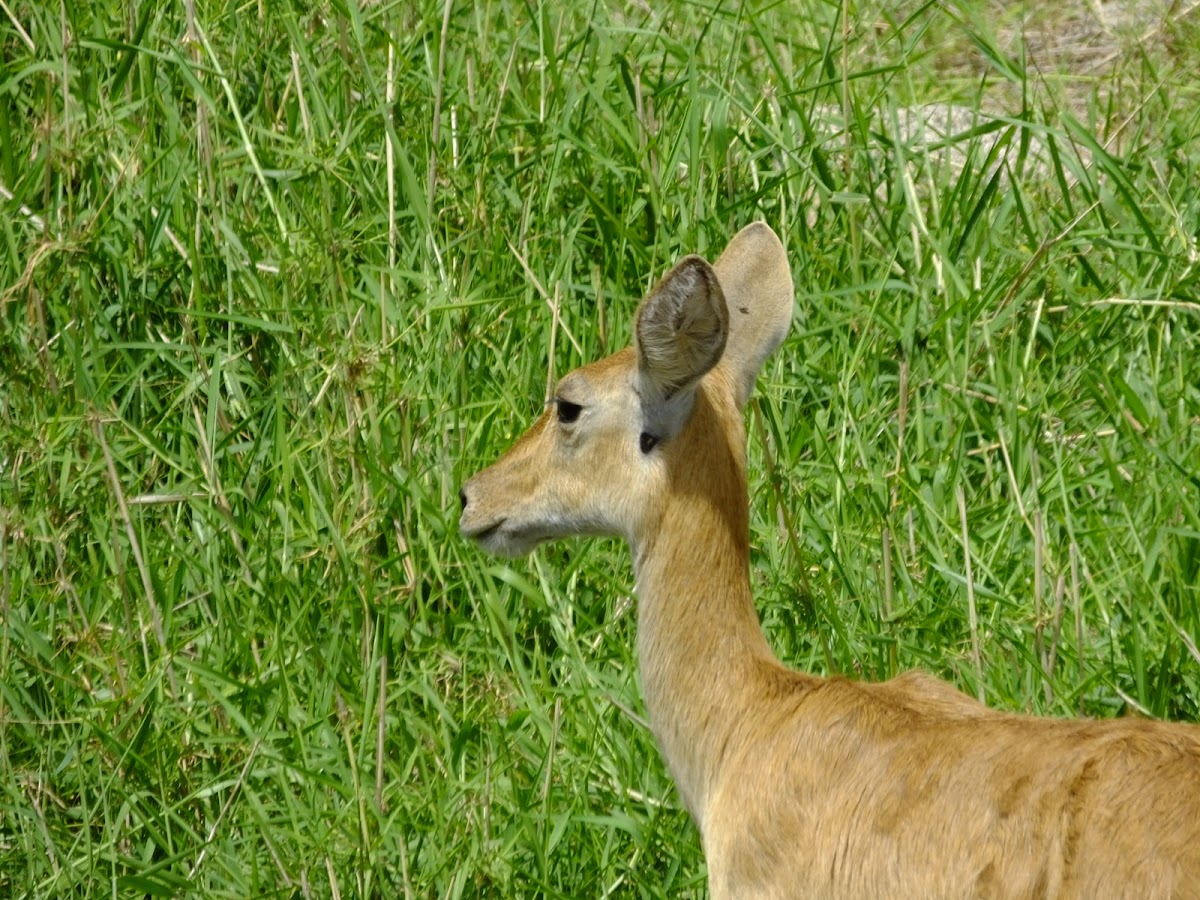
xmin=462 ymin=518 xmax=504 ymax=543
xmin=473 ymin=522 xmax=502 ymax=543
xmin=463 ymin=517 xmax=546 ymax=557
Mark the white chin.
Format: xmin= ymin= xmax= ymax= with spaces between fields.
xmin=477 ymin=530 xmax=542 ymax=558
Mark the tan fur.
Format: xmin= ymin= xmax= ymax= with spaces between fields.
xmin=460 ymin=223 xmax=1200 ymax=899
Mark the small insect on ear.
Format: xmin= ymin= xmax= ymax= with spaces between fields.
xmin=639 ymin=432 xmax=659 ymax=454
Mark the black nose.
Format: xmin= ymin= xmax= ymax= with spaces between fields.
xmin=459 ymin=488 xmax=468 ymax=512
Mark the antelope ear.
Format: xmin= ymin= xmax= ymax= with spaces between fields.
xmin=634 ymin=255 xmax=729 ymax=443
xmin=712 ymin=222 xmax=794 ymax=407
xmin=635 ymin=255 xmax=729 ymax=404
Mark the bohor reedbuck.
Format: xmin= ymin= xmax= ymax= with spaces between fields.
xmin=459 ymin=222 xmax=1200 ymax=899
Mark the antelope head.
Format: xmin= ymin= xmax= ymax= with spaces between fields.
xmin=459 ymin=222 xmax=793 ymax=562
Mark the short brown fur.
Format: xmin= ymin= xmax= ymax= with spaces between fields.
xmin=460 ymin=223 xmax=1200 ymax=899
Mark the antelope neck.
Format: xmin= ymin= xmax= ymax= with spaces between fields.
xmin=630 ymin=384 xmax=779 ymax=824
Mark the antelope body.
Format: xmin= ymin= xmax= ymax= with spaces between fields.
xmin=459 ymin=223 xmax=1200 ymax=899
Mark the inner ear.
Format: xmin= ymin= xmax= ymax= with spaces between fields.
xmin=635 ymin=255 xmax=729 ymax=401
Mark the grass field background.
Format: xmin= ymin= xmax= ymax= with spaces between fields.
xmin=2 ymin=0 xmax=1199 ymax=896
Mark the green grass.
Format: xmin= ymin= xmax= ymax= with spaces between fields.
xmin=2 ymin=0 xmax=1199 ymax=895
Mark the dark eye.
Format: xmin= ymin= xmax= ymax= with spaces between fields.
xmin=639 ymin=432 xmax=659 ymax=454
xmin=556 ymin=399 xmax=582 ymax=424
